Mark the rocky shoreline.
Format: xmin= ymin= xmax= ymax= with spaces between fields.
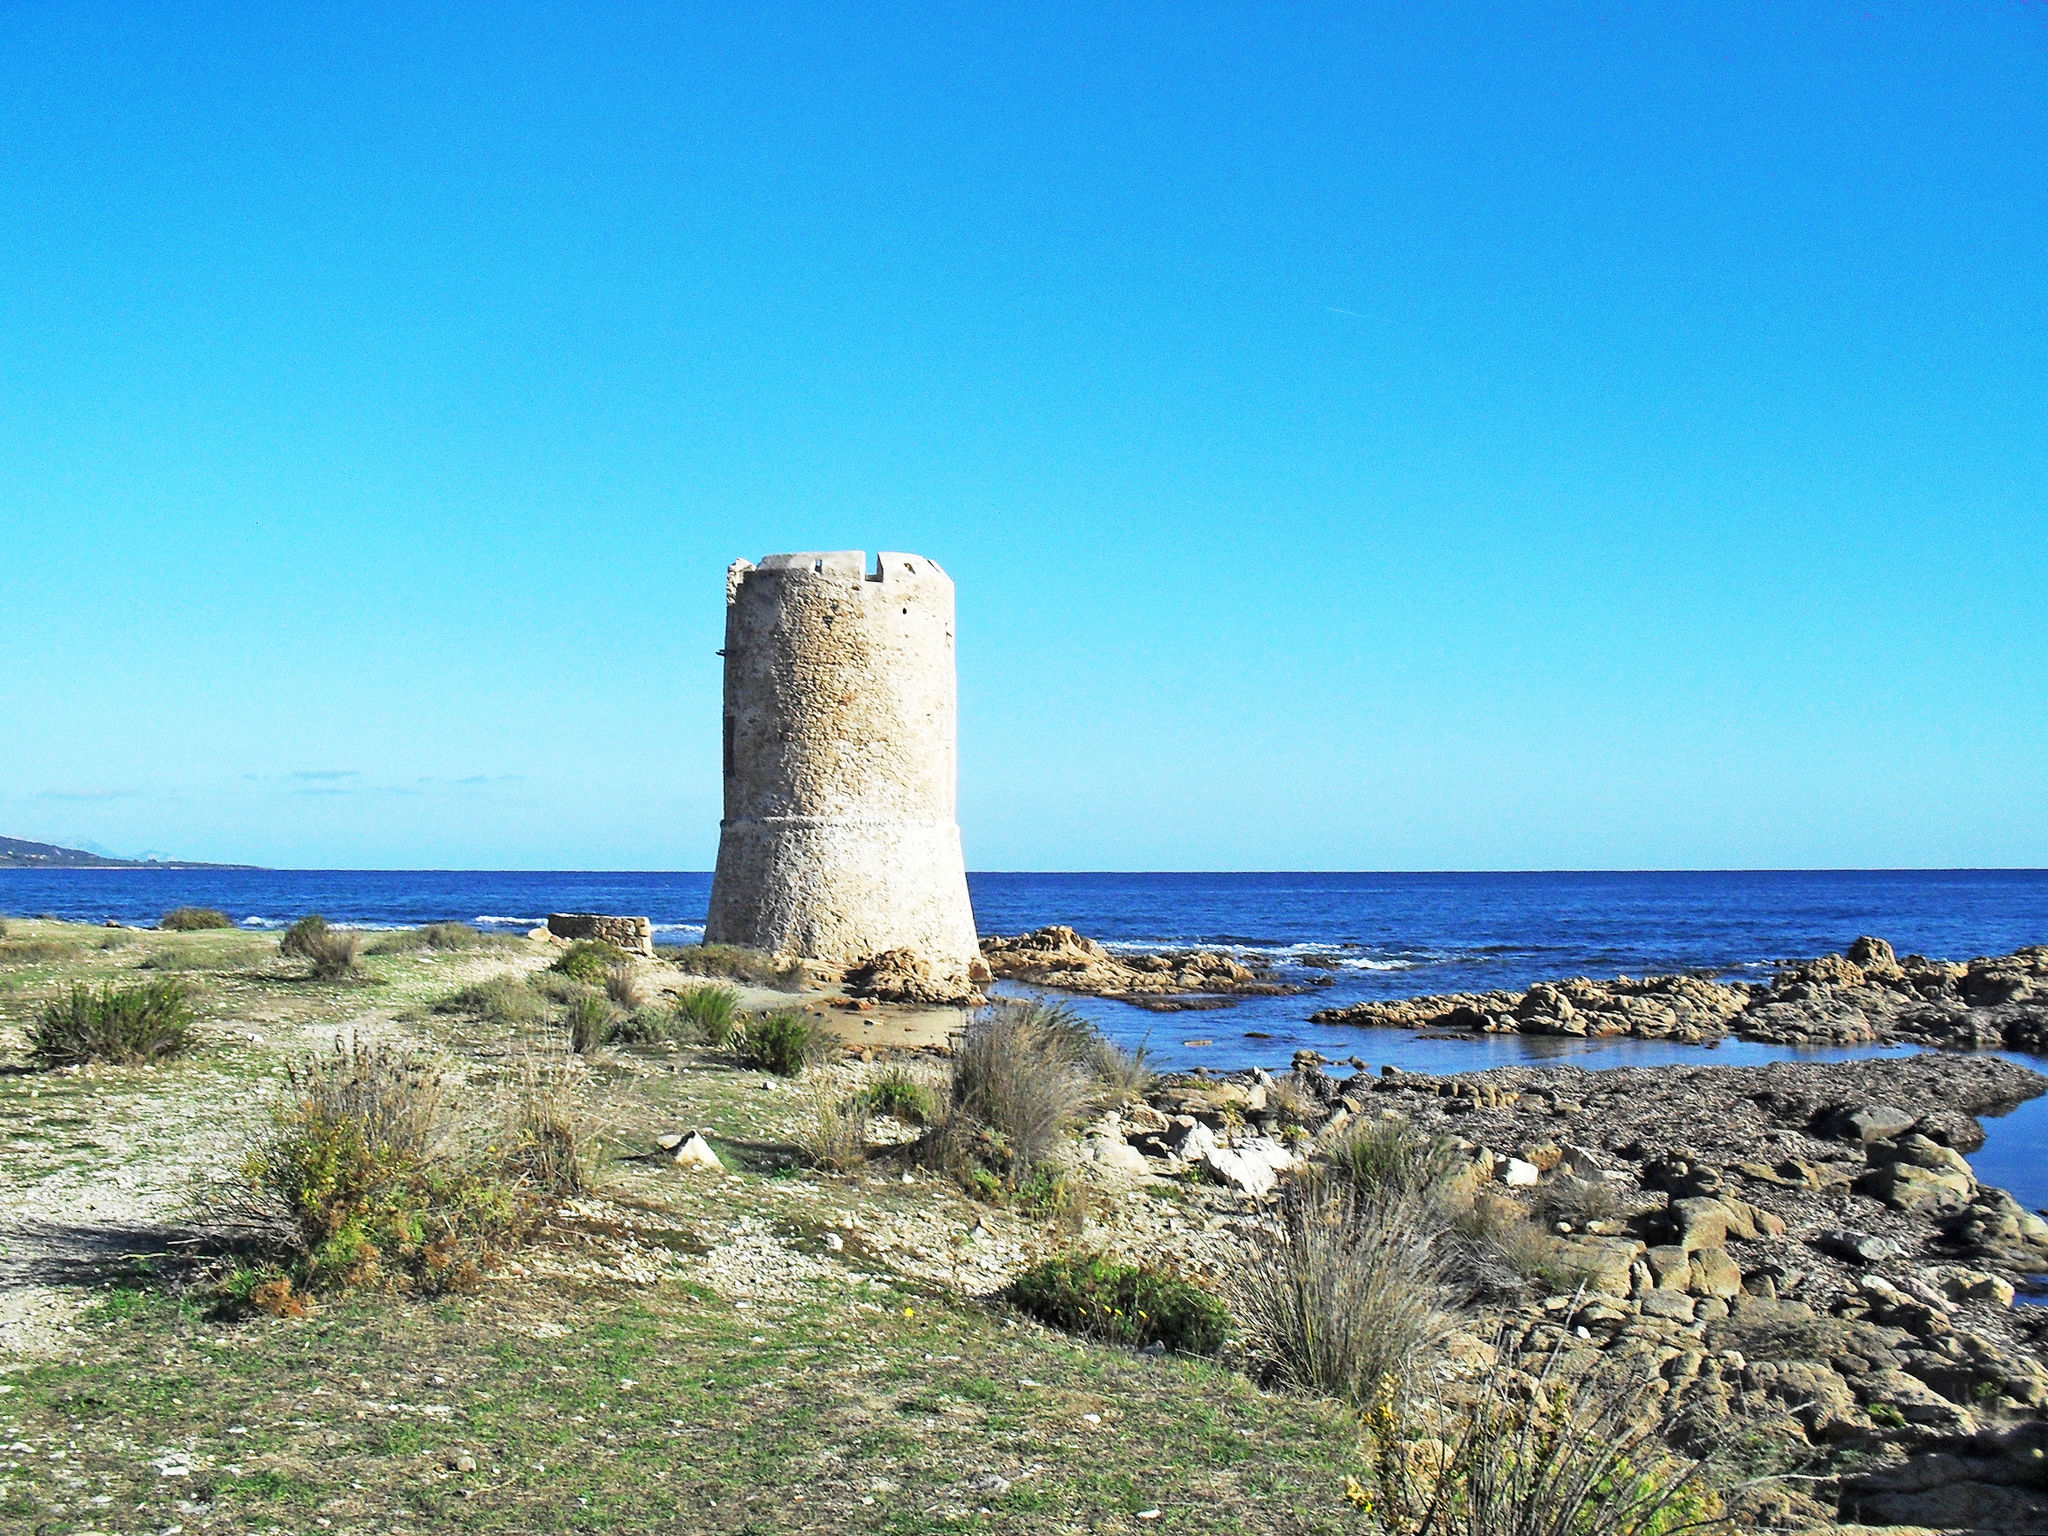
xmin=979 ymin=924 xmax=1331 ymax=1010
xmin=1073 ymin=1046 xmax=2048 ymax=1530
xmin=1310 ymin=935 xmax=2048 ymax=1050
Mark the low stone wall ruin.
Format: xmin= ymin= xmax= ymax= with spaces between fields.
xmin=546 ymin=913 xmax=654 ymax=956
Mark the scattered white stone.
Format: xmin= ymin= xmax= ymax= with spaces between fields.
xmin=670 ymin=1133 xmax=723 ymax=1171
xmin=1503 ymin=1158 xmax=1540 ymax=1188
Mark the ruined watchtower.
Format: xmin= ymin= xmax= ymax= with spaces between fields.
xmin=705 ymin=551 xmax=981 ymax=977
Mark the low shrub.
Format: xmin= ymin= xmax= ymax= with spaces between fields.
xmin=936 ymin=1001 xmax=1091 ymax=1182
xmin=365 ymin=922 xmax=508 ymax=956
xmin=564 ymin=993 xmax=616 ymax=1054
xmin=859 ymin=1066 xmax=939 ymax=1126
xmin=739 ymin=1010 xmax=841 ymax=1076
xmin=530 ymin=971 xmax=591 ymax=1005
xmin=1534 ymin=1173 xmax=1624 ymax=1229
xmin=1358 ymin=1337 xmax=1722 ymax=1536
xmin=233 ymin=1038 xmax=532 ymax=1293
xmin=794 ymin=1081 xmax=869 ymax=1171
xmin=675 ymin=983 xmax=741 ymax=1046
xmin=1008 ymin=1254 xmax=1230 ymax=1356
xmin=28 ymin=979 xmax=196 ymax=1067
xmin=0 ymin=939 xmax=66 ymax=964
xmin=604 ymin=963 xmax=647 ymax=1011
xmin=1225 ymin=1178 xmax=1449 ymax=1409
xmin=664 ymin=941 xmax=806 ymax=990
xmin=610 ymin=1004 xmax=681 ymax=1045
xmin=553 ymin=941 xmax=630 ymax=986
xmin=1088 ymin=1036 xmax=1155 ymax=1098
xmin=500 ymin=1059 xmax=589 ymax=1199
xmin=160 ymin=906 xmax=233 ymax=931
xmin=1319 ymin=1116 xmax=1463 ymax=1209
xmin=281 ymin=915 xmax=361 ymax=980
xmin=434 ymin=975 xmax=548 ymax=1029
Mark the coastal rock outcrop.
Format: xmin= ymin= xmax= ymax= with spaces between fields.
xmin=978 ymin=925 xmax=1326 ymax=1010
xmin=1310 ymin=937 xmax=2048 ymax=1049
xmin=843 ymin=947 xmax=982 ymax=1006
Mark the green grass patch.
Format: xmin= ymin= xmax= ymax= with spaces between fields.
xmin=1009 ymin=1254 xmax=1232 ymax=1356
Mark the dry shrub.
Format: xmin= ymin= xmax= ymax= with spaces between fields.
xmin=281 ymin=914 xmax=360 ymax=980
xmin=933 ymin=1000 xmax=1090 ymax=1183
xmin=565 ymin=993 xmax=616 ymax=1054
xmin=29 ymin=979 xmax=196 ymax=1067
xmin=1089 ymin=1036 xmax=1155 ymax=1098
xmin=1320 ymin=1116 xmax=1463 ymax=1209
xmin=794 ymin=1079 xmax=869 ymax=1171
xmin=1360 ymin=1336 xmax=1724 ymax=1536
xmin=1534 ymin=1173 xmax=1624 ymax=1228
xmin=675 ymin=983 xmax=740 ymax=1046
xmin=160 ymin=906 xmax=233 ymax=931
xmin=435 ymin=975 xmax=549 ymax=1029
xmin=603 ymin=963 xmax=647 ymax=1011
xmin=365 ymin=922 xmax=509 ymax=955
xmin=500 ymin=1059 xmax=590 ymax=1199
xmin=1226 ymin=1177 xmax=1449 ymax=1408
xmin=231 ymin=1037 xmax=530 ymax=1293
xmin=666 ymin=941 xmax=806 ymax=990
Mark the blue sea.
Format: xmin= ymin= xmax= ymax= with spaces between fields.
xmin=7 ymin=866 xmax=2048 ymax=1213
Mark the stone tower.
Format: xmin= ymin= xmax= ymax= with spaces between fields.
xmin=705 ymin=550 xmax=981 ymax=977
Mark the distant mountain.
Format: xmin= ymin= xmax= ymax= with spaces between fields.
xmin=0 ymin=835 xmax=258 ymax=870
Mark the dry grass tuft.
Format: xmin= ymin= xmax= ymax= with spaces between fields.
xmin=794 ymin=1079 xmax=869 ymax=1171
xmin=281 ymin=915 xmax=361 ymax=980
xmin=1225 ymin=1176 xmax=1449 ymax=1409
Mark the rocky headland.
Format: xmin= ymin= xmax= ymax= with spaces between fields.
xmin=1310 ymin=935 xmax=2048 ymax=1049
xmin=978 ymin=924 xmax=1330 ymax=1010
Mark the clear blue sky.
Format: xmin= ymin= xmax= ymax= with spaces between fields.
xmin=2 ymin=3 xmax=2042 ymax=871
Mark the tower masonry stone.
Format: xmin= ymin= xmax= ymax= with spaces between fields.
xmin=705 ymin=550 xmax=981 ymax=976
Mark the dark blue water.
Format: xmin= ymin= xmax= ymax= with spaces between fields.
xmin=6 ymin=867 xmax=2047 ymax=1210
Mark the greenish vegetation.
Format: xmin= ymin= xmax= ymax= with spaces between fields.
xmin=366 ymin=922 xmax=514 ymax=955
xmin=160 ymin=905 xmax=234 ymax=931
xmin=662 ymin=940 xmax=806 ymax=990
xmin=564 ymin=993 xmax=616 ymax=1054
xmin=281 ymin=913 xmax=362 ymax=980
xmin=676 ymin=982 xmax=741 ymax=1045
xmin=436 ymin=974 xmax=550 ymax=1028
xmin=552 ymin=940 xmax=630 ymax=986
xmin=1008 ymin=1255 xmax=1231 ymax=1356
xmin=858 ymin=1064 xmax=939 ymax=1125
xmin=0 ymin=1281 xmax=1362 ymax=1535
xmin=229 ymin=1038 xmax=551 ymax=1304
xmin=27 ymin=978 xmax=196 ymax=1066
xmin=738 ymin=1008 xmax=840 ymax=1076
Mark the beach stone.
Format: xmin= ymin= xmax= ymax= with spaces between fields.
xmin=1644 ymin=1245 xmax=1692 ymax=1292
xmin=1688 ymin=1247 xmax=1743 ymax=1300
xmin=1859 ymin=1161 xmax=1973 ymax=1213
xmin=1831 ymin=1103 xmax=1919 ymax=1142
xmin=670 ymin=1133 xmax=723 ymax=1171
xmin=1086 ymin=1137 xmax=1149 ymax=1175
xmin=1554 ymin=1236 xmax=1641 ymax=1297
xmin=1197 ymin=1136 xmax=1299 ymax=1198
xmin=1819 ymin=1229 xmax=1900 ymax=1265
xmin=1640 ymin=1289 xmax=1696 ymax=1323
xmin=1860 ymin=1369 xmax=1977 ymax=1433
xmin=1937 ymin=1269 xmax=2016 ymax=1307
